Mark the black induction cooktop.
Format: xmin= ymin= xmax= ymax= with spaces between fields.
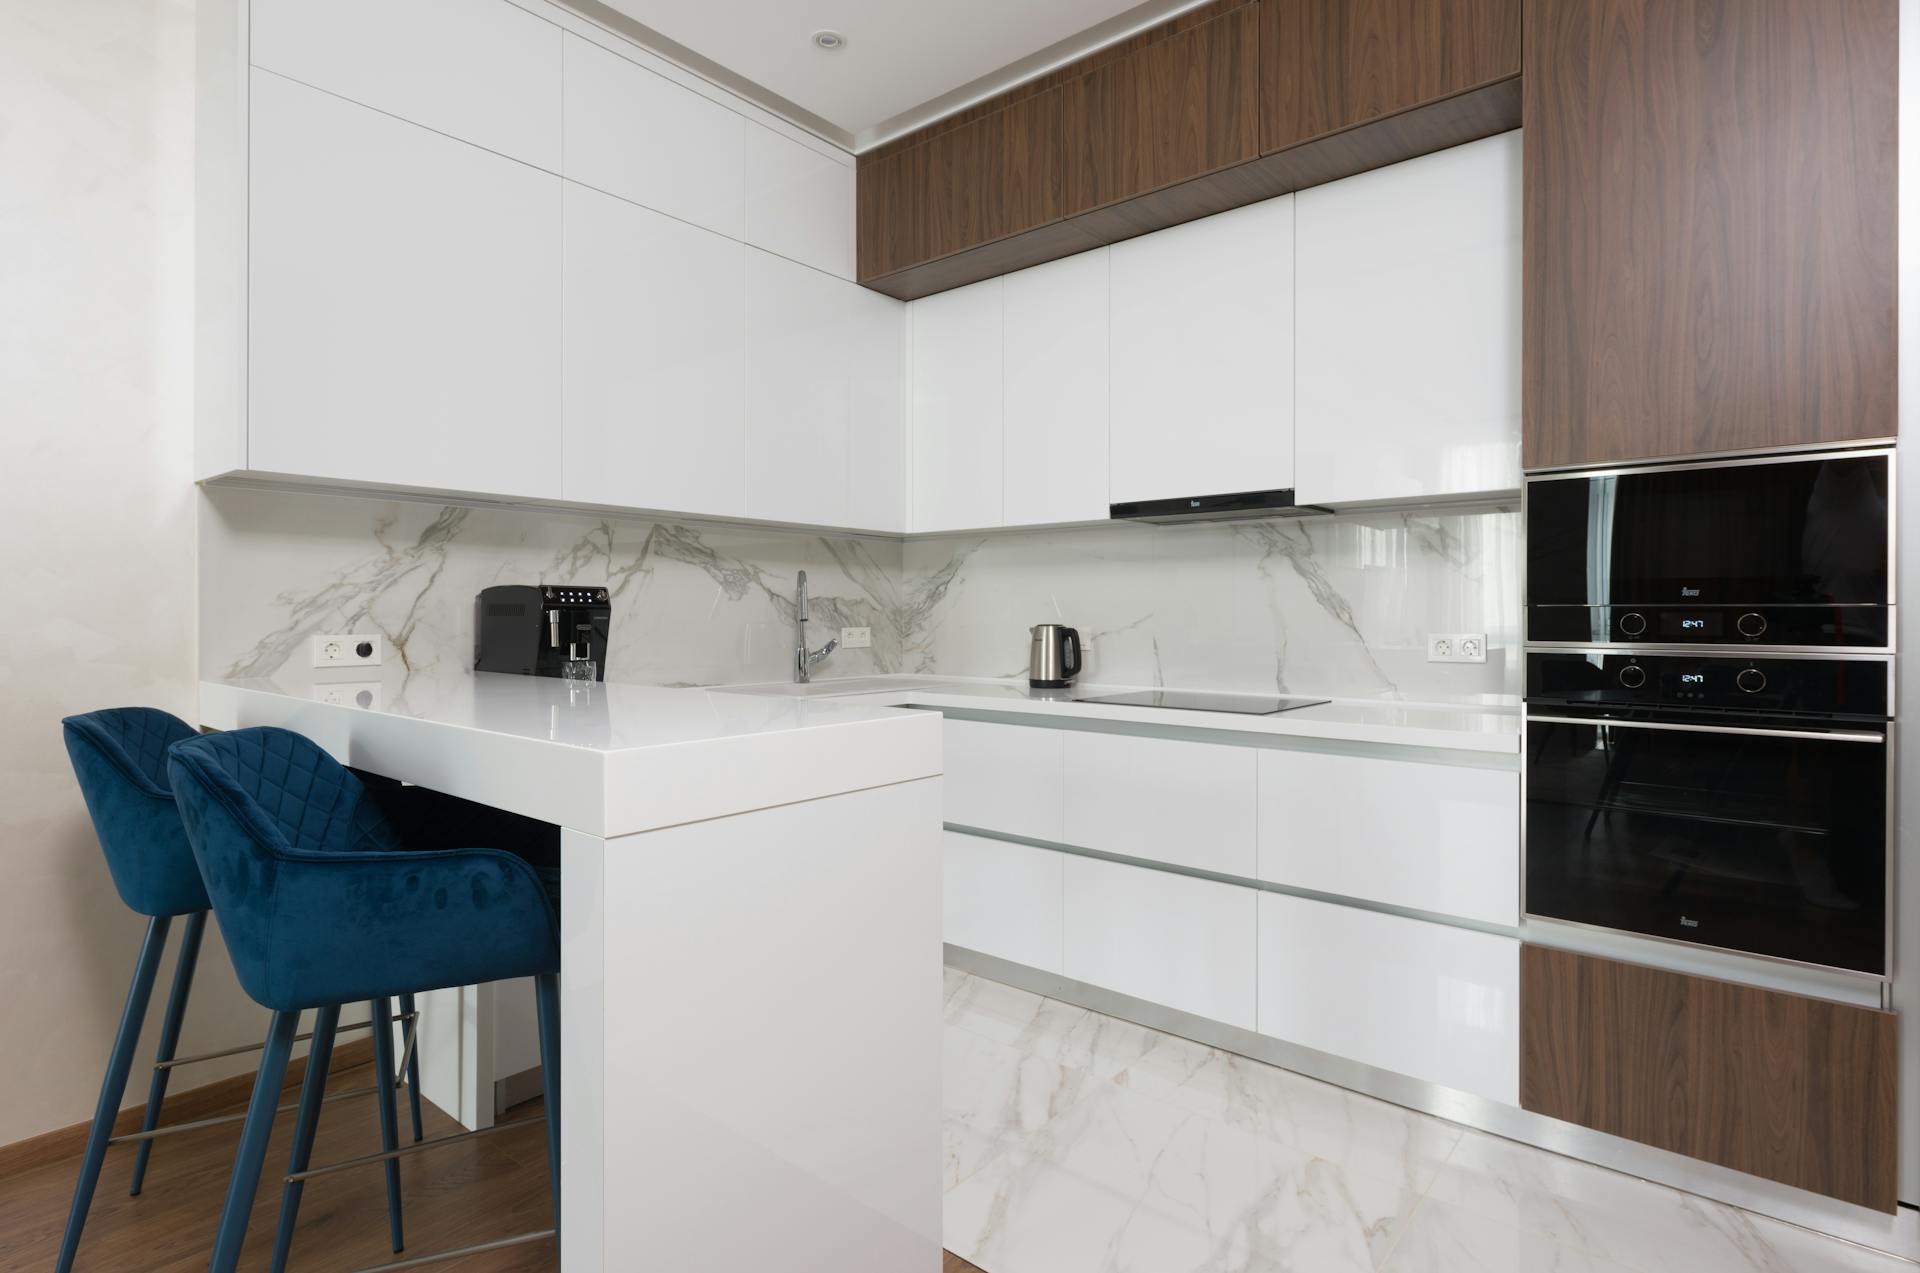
xmin=1070 ymin=689 xmax=1331 ymax=715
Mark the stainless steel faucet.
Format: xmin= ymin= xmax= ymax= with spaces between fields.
xmin=794 ymin=570 xmax=838 ymax=683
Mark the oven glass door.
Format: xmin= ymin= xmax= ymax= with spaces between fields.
xmin=1525 ymin=715 xmax=1887 ymax=975
xmin=1526 ymin=453 xmax=1889 ymax=606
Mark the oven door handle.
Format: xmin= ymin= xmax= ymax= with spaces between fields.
xmin=1526 ymin=714 xmax=1886 ymax=743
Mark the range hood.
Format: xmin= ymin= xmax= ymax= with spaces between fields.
xmin=1109 ymin=489 xmax=1332 ymax=525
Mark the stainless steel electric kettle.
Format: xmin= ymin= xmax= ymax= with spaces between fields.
xmin=1029 ymin=624 xmax=1083 ymax=688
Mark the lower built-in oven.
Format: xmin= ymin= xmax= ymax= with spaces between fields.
xmin=1524 ymin=650 xmax=1891 ymax=978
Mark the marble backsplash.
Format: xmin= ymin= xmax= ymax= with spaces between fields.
xmin=200 ymin=487 xmax=1521 ymax=703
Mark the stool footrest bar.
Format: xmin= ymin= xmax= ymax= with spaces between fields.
xmin=154 ymin=1011 xmax=416 ymax=1071
xmin=284 ymin=1114 xmax=547 ymax=1183
xmin=344 ymin=1228 xmax=555 ymax=1273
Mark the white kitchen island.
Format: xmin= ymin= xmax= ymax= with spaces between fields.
xmin=198 ymin=672 xmax=944 ymax=1272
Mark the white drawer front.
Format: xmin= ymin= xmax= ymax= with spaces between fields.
xmin=1064 ymin=731 xmax=1255 ymax=876
xmin=942 ymin=832 xmax=1063 ymax=973
xmin=1257 ymin=893 xmax=1518 ymax=1105
xmin=1063 ymin=856 xmax=1256 ymax=1029
xmin=942 ymin=719 xmax=1064 ymax=842
xmin=1257 ymin=750 xmax=1518 ymax=926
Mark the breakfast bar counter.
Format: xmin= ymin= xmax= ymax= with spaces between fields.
xmin=199 ymin=673 xmax=945 ymax=1272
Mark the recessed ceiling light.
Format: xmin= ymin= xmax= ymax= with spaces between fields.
xmin=811 ymin=30 xmax=846 ymax=51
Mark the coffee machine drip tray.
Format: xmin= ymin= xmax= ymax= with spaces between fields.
xmin=1071 ymin=689 xmax=1331 ymax=715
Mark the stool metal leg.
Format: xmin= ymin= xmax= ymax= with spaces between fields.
xmin=534 ymin=972 xmax=561 ymax=1237
xmin=397 ymin=992 xmax=423 ymax=1142
xmin=129 ymin=909 xmax=206 ymax=1196
xmin=270 ymin=1004 xmax=339 ymax=1273
xmin=208 ymin=1010 xmax=299 ymax=1273
xmin=56 ymin=914 xmax=172 ymax=1273
xmin=370 ymin=996 xmax=406 ymax=1253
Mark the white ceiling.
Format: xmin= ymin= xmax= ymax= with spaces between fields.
xmin=588 ymin=0 xmax=1213 ymax=152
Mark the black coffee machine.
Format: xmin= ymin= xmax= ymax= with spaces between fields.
xmin=474 ymin=584 xmax=611 ymax=681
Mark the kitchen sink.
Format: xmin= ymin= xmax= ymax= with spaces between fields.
xmin=720 ymin=676 xmax=957 ymax=698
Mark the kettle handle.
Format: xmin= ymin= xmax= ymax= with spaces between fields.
xmin=1063 ymin=628 xmax=1083 ymax=679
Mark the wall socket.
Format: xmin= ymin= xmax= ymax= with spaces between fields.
xmin=312 ymin=633 xmax=383 ymax=669
xmin=840 ymin=626 xmax=872 ymax=649
xmin=312 ymin=682 xmax=383 ymax=709
xmin=1427 ymin=632 xmax=1488 ymax=664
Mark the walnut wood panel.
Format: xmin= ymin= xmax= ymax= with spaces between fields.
xmin=1519 ymin=945 xmax=1897 ymax=1212
xmin=1261 ymin=0 xmax=1520 ymax=153
xmin=855 ymin=87 xmax=1066 ymax=280
xmin=1523 ymin=0 xmax=1898 ymax=470
xmin=1062 ymin=4 xmax=1261 ymax=216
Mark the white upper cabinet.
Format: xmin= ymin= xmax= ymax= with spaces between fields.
xmin=563 ymin=34 xmax=745 ymax=238
xmin=910 ymin=278 xmax=1004 ymax=533
xmin=1002 ymin=250 xmax=1111 ymax=527
xmin=1108 ymin=197 xmax=1295 ymax=506
xmin=247 ymin=71 xmax=562 ymax=498
xmin=744 ymin=249 xmax=907 ymax=530
xmin=745 ymin=125 xmax=856 ymax=279
xmin=563 ymin=182 xmax=745 ymax=517
xmin=250 ymin=0 xmax=562 ymax=171
xmin=846 ymin=285 xmax=909 ymax=534
xmin=1295 ymin=132 xmax=1522 ymax=507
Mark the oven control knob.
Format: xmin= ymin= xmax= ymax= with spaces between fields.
xmin=1617 ymin=664 xmax=1647 ymax=689
xmin=1737 ymin=612 xmax=1768 ymax=638
xmin=1618 ymin=611 xmax=1648 ymax=637
xmin=1736 ymin=667 xmax=1767 ymax=694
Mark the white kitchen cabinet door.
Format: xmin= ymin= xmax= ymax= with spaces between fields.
xmin=250 ymin=0 xmax=562 ymax=171
xmin=1002 ymin=250 xmax=1110 ymax=527
xmin=1064 ymin=856 xmax=1256 ymax=1029
xmin=1108 ymin=197 xmax=1294 ymax=506
xmin=563 ymin=34 xmax=745 ymax=239
xmin=744 ymin=249 xmax=851 ymax=527
xmin=943 ymin=831 xmax=1064 ymax=972
xmin=563 ymin=182 xmax=745 ymax=517
xmin=1062 ymin=731 xmax=1256 ymax=877
xmin=942 ymin=719 xmax=1065 ymax=842
xmin=1257 ymin=893 xmax=1519 ymax=1105
xmin=1295 ymin=132 xmax=1522 ymax=507
xmin=744 ymin=124 xmax=856 ymax=279
xmin=846 ymin=286 xmax=909 ymax=533
xmin=1257 ymin=750 xmax=1519 ymax=927
xmin=910 ymin=279 xmax=1004 ymax=532
xmin=248 ymin=72 xmax=562 ymax=498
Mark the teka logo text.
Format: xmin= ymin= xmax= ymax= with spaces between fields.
xmin=1680 ymin=587 xmax=1700 ymax=597
xmin=1679 ymin=916 xmax=1700 ymax=928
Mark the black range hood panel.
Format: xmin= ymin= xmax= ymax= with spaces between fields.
xmin=1109 ymin=489 xmax=1332 ymax=525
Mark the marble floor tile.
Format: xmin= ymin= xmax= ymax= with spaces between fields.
xmin=945 ymin=1081 xmax=1423 ymax=1273
xmin=941 ymin=971 xmax=1913 ymax=1273
xmin=1427 ymin=1129 xmax=1916 ymax=1273
xmin=1383 ymin=1196 xmax=1642 ymax=1273
xmin=944 ymin=1026 xmax=1099 ymax=1192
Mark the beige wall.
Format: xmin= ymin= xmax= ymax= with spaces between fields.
xmin=0 ymin=0 xmax=266 ymax=1147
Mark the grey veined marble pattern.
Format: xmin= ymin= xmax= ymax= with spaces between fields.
xmin=198 ymin=486 xmax=912 ymax=698
xmin=200 ymin=487 xmax=1521 ymax=702
xmin=901 ymin=510 xmax=1524 ymax=700
xmin=940 ymin=969 xmax=1915 ymax=1273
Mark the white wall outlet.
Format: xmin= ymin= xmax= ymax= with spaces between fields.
xmin=840 ymin=626 xmax=872 ymax=649
xmin=1427 ymin=632 xmax=1488 ymax=664
xmin=312 ymin=633 xmax=383 ymax=669
xmin=312 ymin=682 xmax=382 ymax=709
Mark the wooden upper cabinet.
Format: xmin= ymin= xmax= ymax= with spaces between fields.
xmin=1523 ymin=0 xmax=1898 ymax=470
xmin=856 ymin=87 xmax=1066 ymax=281
xmin=1261 ymin=0 xmax=1520 ymax=152
xmin=1062 ymin=3 xmax=1261 ymax=216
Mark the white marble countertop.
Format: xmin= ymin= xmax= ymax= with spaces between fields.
xmin=712 ymin=674 xmax=1523 ymax=755
xmin=198 ymin=673 xmax=942 ymax=837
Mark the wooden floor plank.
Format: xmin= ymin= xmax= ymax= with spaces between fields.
xmin=0 ymin=1056 xmax=985 ymax=1271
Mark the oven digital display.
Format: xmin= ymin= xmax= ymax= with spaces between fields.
xmin=1660 ymin=612 xmax=1723 ymax=638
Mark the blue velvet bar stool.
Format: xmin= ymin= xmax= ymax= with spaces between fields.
xmin=167 ymin=727 xmax=561 ymax=1273
xmin=56 ymin=708 xmax=414 ymax=1273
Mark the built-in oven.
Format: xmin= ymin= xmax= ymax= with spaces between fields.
xmin=1525 ymin=651 xmax=1891 ymax=977
xmin=1524 ymin=448 xmax=1895 ymax=978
